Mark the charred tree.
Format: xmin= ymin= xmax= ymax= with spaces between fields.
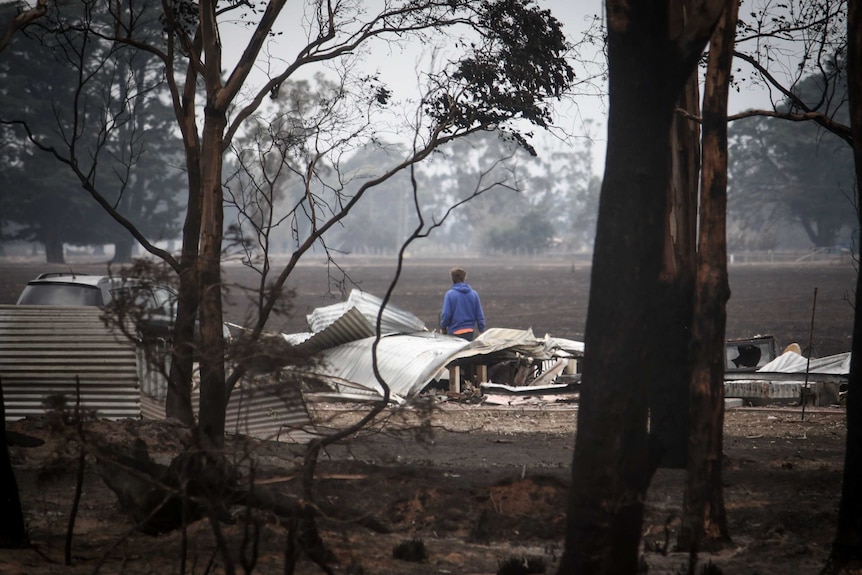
xmin=557 ymin=2 xmax=728 ymax=572
xmin=678 ymin=0 xmax=738 ymax=557
xmin=648 ymin=0 xmax=701 ymax=470
xmin=165 ymin=130 xmax=203 ymax=427
xmin=0 ymin=381 xmax=29 ymax=549
xmin=826 ymin=0 xmax=862 ymax=571
xmin=196 ymin=90 xmax=230 ymax=443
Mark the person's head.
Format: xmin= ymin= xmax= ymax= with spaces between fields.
xmin=450 ymin=267 xmax=466 ymax=284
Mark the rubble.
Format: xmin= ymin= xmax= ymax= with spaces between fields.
xmin=277 ymin=290 xmax=584 ymax=404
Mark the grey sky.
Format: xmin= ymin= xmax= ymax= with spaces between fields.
xmin=222 ymin=1 xmax=778 ymax=175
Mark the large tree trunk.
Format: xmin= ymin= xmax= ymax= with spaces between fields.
xmin=558 ymin=8 xmax=691 ymax=574
xmin=195 ymin=8 xmax=229 ymax=443
xmin=165 ymin=168 xmax=201 ymax=427
xmin=196 ymin=108 xmax=228 ymax=445
xmin=826 ymin=0 xmax=862 ymax=570
xmin=678 ymin=0 xmax=738 ymax=556
xmin=164 ymin=48 xmax=206 ymax=427
xmin=165 ymin=123 xmax=202 ymax=426
xmin=0 ymin=382 xmax=29 ymax=548
xmin=649 ymin=37 xmax=700 ymax=470
xmin=556 ymin=3 xmax=727 ymax=572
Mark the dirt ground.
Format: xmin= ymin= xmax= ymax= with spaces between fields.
xmin=0 ymin=256 xmax=857 ymax=574
xmin=1 ymin=405 xmax=850 ymax=575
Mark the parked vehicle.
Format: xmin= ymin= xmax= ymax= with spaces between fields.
xmin=16 ymin=272 xmax=231 ymax=343
xmin=17 ymin=272 xmax=177 ymax=338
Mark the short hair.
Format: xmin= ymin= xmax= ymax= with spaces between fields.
xmin=450 ymin=267 xmax=466 ymax=283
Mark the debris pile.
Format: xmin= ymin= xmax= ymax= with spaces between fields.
xmin=273 ymin=290 xmax=584 ymax=405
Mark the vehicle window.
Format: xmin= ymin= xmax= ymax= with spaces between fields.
xmin=16 ymin=283 xmax=103 ymax=306
xmin=110 ymin=286 xmax=158 ymax=315
xmin=151 ymin=287 xmax=178 ymax=317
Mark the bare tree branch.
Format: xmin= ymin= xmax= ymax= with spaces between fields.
xmin=0 ymin=0 xmax=49 ymax=53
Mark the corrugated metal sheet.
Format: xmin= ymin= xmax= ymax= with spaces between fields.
xmin=296 ymin=307 xmax=375 ymax=354
xmin=306 ymin=290 xmax=426 ymax=335
xmin=223 ymin=378 xmax=314 ymax=442
xmin=140 ymin=376 xmax=314 ymax=443
xmin=224 ymin=308 xmax=376 ymax=373
xmin=137 ymin=354 xmax=313 ymax=443
xmin=307 ymin=332 xmax=471 ymax=401
xmin=446 ymin=328 xmax=584 ymax=362
xmin=137 ymin=342 xmax=170 ymax=400
xmin=725 ymin=369 xmax=846 ymax=406
xmin=757 ymin=351 xmax=851 ymax=375
xmin=296 ymin=327 xmax=587 ymax=403
xmin=1 ymin=306 xmax=313 ymax=440
xmin=0 ymin=305 xmax=141 ymax=420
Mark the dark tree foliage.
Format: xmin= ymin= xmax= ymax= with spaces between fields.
xmin=0 ymin=0 xmax=184 ymax=262
xmin=728 ymin=57 xmax=856 ymax=249
xmin=0 ymin=148 xmax=111 ymax=262
xmin=426 ymin=0 xmax=574 ymax=155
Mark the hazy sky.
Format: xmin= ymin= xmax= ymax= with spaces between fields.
xmin=368 ymin=0 xmax=777 ymax=171
xmin=223 ymin=1 xmax=778 ymax=175
xmin=534 ymin=1 xmax=777 ymax=171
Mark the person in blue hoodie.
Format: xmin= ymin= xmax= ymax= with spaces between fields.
xmin=440 ymin=267 xmax=485 ymax=341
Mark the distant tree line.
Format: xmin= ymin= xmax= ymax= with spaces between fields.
xmin=225 ymin=128 xmax=602 ymax=259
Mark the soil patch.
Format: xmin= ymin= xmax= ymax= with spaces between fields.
xmin=2 ymin=405 xmax=848 ymax=575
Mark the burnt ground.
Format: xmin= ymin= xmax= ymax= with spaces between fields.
xmin=0 ymin=256 xmax=858 ymax=574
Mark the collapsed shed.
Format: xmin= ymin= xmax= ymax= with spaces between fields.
xmin=280 ymin=290 xmax=584 ymax=404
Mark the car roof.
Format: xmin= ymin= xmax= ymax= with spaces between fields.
xmin=27 ymin=273 xmax=110 ymax=287
xmin=26 ymin=273 xmax=178 ymax=296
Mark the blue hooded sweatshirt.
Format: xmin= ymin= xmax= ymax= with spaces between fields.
xmin=440 ymin=282 xmax=485 ymax=334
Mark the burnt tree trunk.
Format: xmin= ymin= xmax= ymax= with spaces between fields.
xmin=165 ymin=179 xmax=200 ymax=426
xmin=649 ymin=25 xmax=700 ymax=469
xmin=195 ymin=94 xmax=229 ymax=446
xmin=678 ymin=0 xmax=738 ymax=555
xmin=0 ymin=381 xmax=29 ymax=548
xmin=556 ymin=2 xmax=726 ymax=572
xmin=164 ymin=81 xmax=204 ymax=427
xmin=826 ymin=0 xmax=862 ymax=570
